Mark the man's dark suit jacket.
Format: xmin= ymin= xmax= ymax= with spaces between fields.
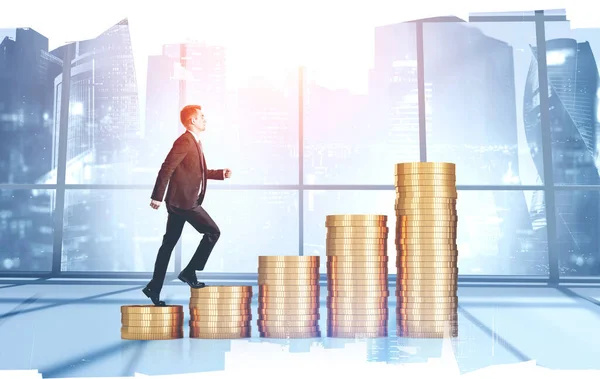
xmin=151 ymin=131 xmax=224 ymax=209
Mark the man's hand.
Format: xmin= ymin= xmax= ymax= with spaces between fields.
xmin=150 ymin=199 xmax=162 ymax=209
xmin=223 ymin=168 xmax=232 ymax=179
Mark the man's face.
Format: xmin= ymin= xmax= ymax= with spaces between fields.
xmin=191 ymin=110 xmax=206 ymax=132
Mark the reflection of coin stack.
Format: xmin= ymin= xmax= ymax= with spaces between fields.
xmin=189 ymin=286 xmax=253 ymax=339
xmin=394 ymin=162 xmax=459 ymax=338
xmin=326 ymin=215 xmax=389 ymax=338
xmin=120 ymin=305 xmax=183 ymax=340
xmin=258 ymin=256 xmax=321 ymax=338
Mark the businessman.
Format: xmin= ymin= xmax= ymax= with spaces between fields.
xmin=143 ymin=104 xmax=232 ymax=306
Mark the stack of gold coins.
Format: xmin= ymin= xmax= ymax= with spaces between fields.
xmin=326 ymin=215 xmax=389 ymax=338
xmin=395 ymin=162 xmax=459 ymax=338
xmin=258 ymin=256 xmax=321 ymax=338
xmin=189 ymin=286 xmax=253 ymax=339
xmin=120 ymin=305 xmax=183 ymax=340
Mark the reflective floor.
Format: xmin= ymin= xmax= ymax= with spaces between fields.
xmin=1 ymin=280 xmax=600 ymax=378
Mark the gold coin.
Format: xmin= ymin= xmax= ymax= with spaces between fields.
xmin=396 ymin=226 xmax=457 ymax=233
xmin=327 ymin=284 xmax=388 ymax=291
xmin=394 ymin=197 xmax=456 ymax=204
xmin=121 ymin=313 xmax=183 ymax=321
xmin=328 ymin=325 xmax=387 ymax=333
xmin=398 ymin=314 xmax=457 ymax=321
xmin=259 ymin=272 xmax=320 ymax=280
xmin=396 ymin=302 xmax=458 ymax=310
xmin=396 ymin=284 xmax=457 ymax=292
xmin=397 ymin=296 xmax=458 ymax=303
xmin=397 ymin=267 xmax=458 ymax=274
xmin=326 ymin=220 xmax=387 ymax=227
xmin=259 ymin=284 xmax=320 ymax=291
xmin=327 ymin=231 xmax=389 ymax=239
xmin=187 ymin=298 xmax=252 ymax=305
xmin=396 ymin=188 xmax=457 ymax=195
xmin=190 ymin=286 xmax=252 ymax=295
xmin=328 ymin=268 xmax=388 ymax=276
xmin=396 ymin=262 xmax=457 ymax=269
xmin=122 ymin=319 xmax=183 ymax=327
xmin=188 ymin=301 xmax=251 ymax=309
xmin=121 ymin=331 xmax=183 ymax=340
xmin=327 ymin=226 xmax=389 ymax=233
xmin=258 ymin=279 xmax=320 ymax=286
xmin=189 ymin=321 xmax=250 ymax=328
xmin=257 ymin=308 xmax=319 ymax=315
xmin=328 ymin=315 xmax=387 ymax=322
xmin=258 ymin=303 xmax=319 ymax=311
xmin=327 ymin=261 xmax=388 ymax=268
xmin=327 ymin=320 xmax=387 ymax=327
xmin=190 ymin=331 xmax=251 ymax=339
xmin=257 ymin=320 xmax=319 ymax=327
xmin=396 ymin=323 xmax=458 ymax=333
xmin=328 ymin=279 xmax=388 ymax=286
xmin=327 ymin=303 xmax=387 ymax=310
xmin=326 ymin=215 xmax=387 ymax=221
xmin=396 ymin=240 xmax=456 ymax=247
xmin=259 ymin=331 xmax=321 ymax=339
xmin=326 ymin=249 xmax=387 ymax=256
xmin=121 ymin=326 xmax=182 ymax=334
xmin=328 ymin=272 xmax=387 ymax=279
xmin=396 ymin=290 xmax=457 ymax=298
xmin=397 ymin=274 xmax=458 ymax=281
xmin=396 ymin=242 xmax=457 ymax=249
xmin=328 ymin=290 xmax=389 ymax=297
xmin=258 ymin=256 xmax=320 ymax=263
xmin=258 ymin=314 xmax=320 ymax=321
xmin=395 ymin=162 xmax=455 ymax=169
xmin=395 ymin=180 xmax=456 ymax=187
xmin=190 ymin=308 xmax=252 ymax=315
xmin=328 ymin=308 xmax=388 ymax=315
xmin=259 ymin=298 xmax=320 ymax=306
xmin=396 ymin=279 xmax=456 ymax=286
xmin=326 ymin=239 xmax=387 ymax=247
xmin=258 ymin=267 xmax=320 ymax=274
xmin=396 ymin=210 xmax=457 ymax=217
xmin=190 ymin=292 xmax=252 ymax=300
xmin=189 ymin=326 xmax=251 ymax=333
xmin=396 ymin=215 xmax=458 ymax=221
xmin=396 ymin=192 xmax=457 ymax=199
xmin=189 ymin=315 xmax=252 ymax=322
xmin=259 ymin=291 xmax=320 ymax=298
xmin=327 ymin=331 xmax=387 ymax=338
xmin=397 ymin=232 xmax=457 ymax=239
xmin=396 ymin=255 xmax=457 ymax=263
xmin=397 ymin=250 xmax=458 ymax=257
xmin=258 ymin=262 xmax=320 ymax=268
xmin=121 ymin=305 xmax=183 ymax=314
xmin=327 ymin=295 xmax=387 ymax=302
xmin=258 ymin=326 xmax=319 ymax=334
xmin=328 ymin=255 xmax=388 ymax=262
xmin=398 ymin=221 xmax=457 ymax=228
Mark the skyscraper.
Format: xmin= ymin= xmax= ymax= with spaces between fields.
xmin=51 ymin=18 xmax=140 ymax=185
xmin=524 ymin=38 xmax=600 ymax=274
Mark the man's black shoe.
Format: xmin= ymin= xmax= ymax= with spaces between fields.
xmin=178 ymin=272 xmax=205 ymax=289
xmin=142 ymin=286 xmax=166 ymax=306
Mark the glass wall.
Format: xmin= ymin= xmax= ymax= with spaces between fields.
xmin=0 ymin=10 xmax=598 ymax=281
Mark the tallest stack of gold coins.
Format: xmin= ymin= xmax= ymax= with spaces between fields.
xmin=394 ymin=162 xmax=459 ymax=338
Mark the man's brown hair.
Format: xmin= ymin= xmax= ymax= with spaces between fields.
xmin=180 ymin=105 xmax=202 ymax=126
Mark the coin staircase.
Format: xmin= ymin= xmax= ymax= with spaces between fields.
xmin=121 ymin=162 xmax=458 ymax=340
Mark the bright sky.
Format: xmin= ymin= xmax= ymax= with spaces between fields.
xmin=0 ymin=0 xmax=595 ymax=94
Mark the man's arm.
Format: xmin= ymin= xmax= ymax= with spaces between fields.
xmin=151 ymin=138 xmax=191 ymax=201
xmin=207 ymin=169 xmax=225 ymax=180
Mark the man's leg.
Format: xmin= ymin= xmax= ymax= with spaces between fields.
xmin=144 ymin=207 xmax=186 ymax=303
xmin=179 ymin=205 xmax=220 ymax=285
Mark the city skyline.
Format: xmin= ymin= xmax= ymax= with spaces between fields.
xmin=1 ymin=8 xmax=600 ymax=276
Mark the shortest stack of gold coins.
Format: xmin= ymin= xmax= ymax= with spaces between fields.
xmin=395 ymin=162 xmax=459 ymax=339
xmin=258 ymin=255 xmax=321 ymax=338
xmin=189 ymin=286 xmax=253 ymax=339
xmin=326 ymin=215 xmax=389 ymax=338
xmin=121 ymin=305 xmax=183 ymax=340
